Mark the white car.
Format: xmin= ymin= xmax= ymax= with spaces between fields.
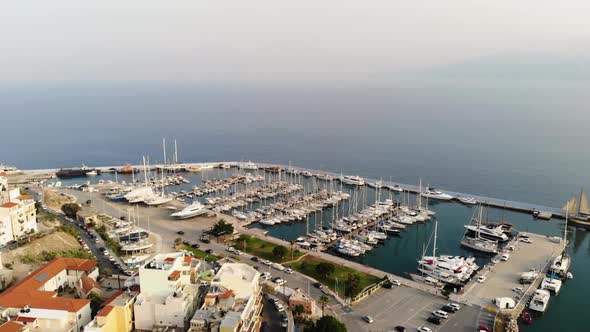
xmin=501 ymin=253 xmax=510 ymax=261
xmin=447 ymin=303 xmax=461 ymax=311
xmin=477 ymin=275 xmax=487 ymax=283
xmin=284 ymin=268 xmax=294 ymax=274
xmin=389 ymin=279 xmax=401 ymax=286
xmin=261 ymin=272 xmax=272 ymax=280
xmin=273 ymin=278 xmax=287 ymax=286
xmin=432 ymin=310 xmax=449 ymax=319
xmin=521 ymin=238 xmax=533 ymax=244
xmin=272 ymin=263 xmax=285 ymax=271
xmin=512 ymin=287 xmax=523 ymax=293
xmin=225 ymin=246 xmax=235 ymax=253
xmin=417 ymin=326 xmax=432 ymax=332
xmin=200 ymin=281 xmax=209 ymax=287
xmin=234 ymin=250 xmax=243 ymax=255
xmin=262 ymin=260 xmax=272 ymax=266
xmin=275 ymin=303 xmax=285 ymax=312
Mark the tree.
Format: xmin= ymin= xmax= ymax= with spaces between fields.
xmin=315 ymin=262 xmax=335 ymax=277
xmin=61 ymin=203 xmax=81 ymax=219
xmin=293 ymin=304 xmax=306 ymax=322
xmin=272 ymin=245 xmax=288 ymax=260
xmin=211 ymin=219 xmax=234 ymax=236
xmin=304 ymin=316 xmax=346 ymax=332
xmin=318 ymin=295 xmax=330 ymax=316
xmin=344 ymin=273 xmax=361 ymax=297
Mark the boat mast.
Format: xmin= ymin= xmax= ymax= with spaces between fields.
xmin=433 ymin=220 xmax=438 ymax=258
xmin=418 ymin=178 xmax=422 ymax=210
xmin=163 ymin=138 xmax=167 ymax=166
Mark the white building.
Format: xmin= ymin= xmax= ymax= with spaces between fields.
xmin=190 ymin=263 xmax=262 ymax=332
xmin=134 ymin=252 xmax=201 ymax=332
xmin=0 ymin=175 xmax=38 ymax=246
xmin=0 ymin=258 xmax=99 ymax=332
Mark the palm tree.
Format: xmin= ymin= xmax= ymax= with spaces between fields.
xmin=318 ymin=295 xmax=330 ymax=316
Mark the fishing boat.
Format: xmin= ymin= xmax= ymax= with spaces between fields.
xmin=170 ymin=201 xmax=208 ymax=219
xmin=421 ymin=187 xmax=454 ymax=201
xmin=461 ymin=205 xmax=499 ymax=254
xmin=529 ymin=289 xmax=550 ymax=313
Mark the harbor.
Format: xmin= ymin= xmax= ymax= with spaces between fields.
xmin=17 ymin=160 xmax=581 ymax=329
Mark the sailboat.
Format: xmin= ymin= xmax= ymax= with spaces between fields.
xmin=460 ymin=205 xmax=499 ymax=254
xmin=549 ymin=207 xmax=571 ymax=278
xmin=563 ymin=188 xmax=590 ymax=226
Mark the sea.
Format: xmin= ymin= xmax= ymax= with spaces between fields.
xmin=2 ymin=79 xmax=589 ymax=331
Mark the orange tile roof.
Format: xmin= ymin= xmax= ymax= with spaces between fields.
xmin=164 ymin=257 xmax=175 ymax=263
xmin=183 ymin=256 xmax=192 ymax=263
xmin=0 ymin=258 xmax=97 ymax=313
xmin=15 ymin=316 xmax=36 ymax=323
xmin=97 ymin=305 xmax=114 ymax=317
xmin=168 ymin=270 xmax=181 ymax=280
xmin=0 ymin=172 xmax=8 ymax=177
xmin=0 ymin=202 xmax=19 ymax=209
xmin=16 ymin=195 xmax=32 ymax=201
xmin=0 ymin=321 xmax=25 ymax=332
xmin=81 ymin=276 xmax=100 ymax=295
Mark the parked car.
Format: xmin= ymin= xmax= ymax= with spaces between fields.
xmin=501 ymin=253 xmax=510 ymax=261
xmin=313 ymin=282 xmax=322 ymax=288
xmin=262 ymin=260 xmax=272 ymax=266
xmin=271 ymin=263 xmax=285 ymax=271
xmin=477 ymin=275 xmax=487 ymax=283
xmin=446 ymin=303 xmax=461 ymax=311
xmin=394 ymin=326 xmax=407 ymax=332
xmin=177 ymin=230 xmax=185 ymax=235
xmin=389 ymin=279 xmax=401 ymax=286
xmin=275 ymin=303 xmax=285 ymax=312
xmin=190 ymin=243 xmax=200 ymax=248
xmin=521 ymin=237 xmax=533 ymax=244
xmin=362 ymin=316 xmax=374 ymax=323
xmin=261 ymin=272 xmax=272 ymax=280
xmin=251 ymin=256 xmax=259 ymax=262
xmin=205 ymin=249 xmax=214 ymax=254
xmin=182 ymin=240 xmax=190 ymax=246
xmin=427 ymin=316 xmax=442 ymax=325
xmin=432 ymin=310 xmax=449 ymax=319
xmin=417 ymin=326 xmax=432 ymax=332
xmin=284 ymin=267 xmax=294 ymax=274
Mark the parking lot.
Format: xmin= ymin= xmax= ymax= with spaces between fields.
xmin=340 ymin=286 xmax=480 ymax=332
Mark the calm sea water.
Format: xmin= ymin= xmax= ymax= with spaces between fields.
xmin=3 ymin=80 xmax=589 ymax=331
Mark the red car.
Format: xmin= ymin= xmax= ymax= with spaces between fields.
xmin=478 ymin=325 xmax=491 ymax=332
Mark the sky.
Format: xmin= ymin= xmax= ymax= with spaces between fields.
xmin=2 ymin=1 xmax=589 ymax=82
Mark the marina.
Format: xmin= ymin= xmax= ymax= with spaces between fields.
xmin=27 ymin=160 xmax=582 ymax=331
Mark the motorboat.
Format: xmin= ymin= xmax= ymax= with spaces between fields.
xmin=464 ymin=224 xmax=509 ymax=242
xmin=86 ymin=170 xmax=98 ymax=176
xmin=421 ymin=187 xmax=454 ymax=201
xmin=170 ymin=201 xmax=208 ymax=219
xmin=144 ymin=195 xmax=173 ymax=206
xmin=541 ymin=277 xmax=562 ymax=294
xmin=549 ymin=254 xmax=571 ymax=277
xmin=367 ymin=180 xmax=383 ymax=189
xmin=340 ymin=175 xmax=365 ymax=186
xmin=457 ymin=196 xmax=477 ymax=205
xmin=239 ymin=161 xmax=258 ymax=170
xmin=529 ymin=289 xmax=550 ymax=313
xmin=386 ymin=184 xmax=404 ymax=192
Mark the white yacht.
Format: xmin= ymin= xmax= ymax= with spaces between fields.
xmin=86 ymin=170 xmax=98 ymax=176
xmin=239 ymin=161 xmax=258 ymax=170
xmin=549 ymin=254 xmax=571 ymax=277
xmin=457 ymin=196 xmax=477 ymax=205
xmin=367 ymin=180 xmax=383 ymax=189
xmin=464 ymin=224 xmax=509 ymax=242
xmin=171 ymin=201 xmax=208 ymax=219
xmin=529 ymin=289 xmax=550 ymax=313
xmin=145 ymin=195 xmax=173 ymax=206
xmin=386 ymin=184 xmax=404 ymax=192
xmin=0 ymin=164 xmax=21 ymax=175
xmin=124 ymin=186 xmax=155 ymax=202
xmin=421 ymin=187 xmax=454 ymax=201
xmin=541 ymin=277 xmax=562 ymax=294
xmin=340 ymin=175 xmax=365 ymax=186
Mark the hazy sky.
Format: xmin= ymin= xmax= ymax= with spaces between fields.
xmin=2 ymin=1 xmax=589 ymax=81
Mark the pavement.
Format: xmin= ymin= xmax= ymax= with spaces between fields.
xmin=339 ymin=286 xmax=480 ymax=332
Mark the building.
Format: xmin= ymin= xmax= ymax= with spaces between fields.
xmin=0 ymin=175 xmax=37 ymax=246
xmin=288 ymin=288 xmax=317 ymax=315
xmin=84 ymin=290 xmax=138 ymax=332
xmin=0 ymin=321 xmax=29 ymax=332
xmin=0 ymin=258 xmax=99 ymax=332
xmin=189 ymin=263 xmax=262 ymax=332
xmin=134 ymin=252 xmax=201 ymax=332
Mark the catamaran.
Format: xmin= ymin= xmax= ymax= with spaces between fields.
xmin=170 ymin=201 xmax=208 ymax=219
